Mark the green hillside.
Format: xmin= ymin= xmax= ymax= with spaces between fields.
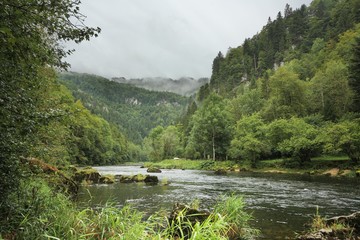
xmin=59 ymin=72 xmax=189 ymax=144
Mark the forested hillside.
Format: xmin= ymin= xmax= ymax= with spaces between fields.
xmin=146 ymin=0 xmax=360 ymax=166
xmin=59 ymin=72 xmax=189 ymax=144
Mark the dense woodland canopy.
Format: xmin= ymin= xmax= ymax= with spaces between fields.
xmin=59 ymin=72 xmax=189 ymax=145
xmin=1 ymin=0 xmax=360 ymax=237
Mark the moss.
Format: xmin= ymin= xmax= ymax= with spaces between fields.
xmin=100 ymin=174 xmax=115 ymax=184
xmin=119 ymin=175 xmax=134 ymax=183
xmin=132 ymin=174 xmax=146 ymax=182
xmin=147 ymin=167 xmax=162 ymax=173
xmin=73 ymin=168 xmax=101 ymax=184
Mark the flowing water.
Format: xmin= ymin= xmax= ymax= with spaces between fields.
xmin=77 ymin=166 xmax=360 ymax=239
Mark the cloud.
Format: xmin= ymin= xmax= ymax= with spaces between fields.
xmin=65 ymin=0 xmax=313 ymax=79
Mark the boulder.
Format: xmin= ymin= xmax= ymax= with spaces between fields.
xmin=322 ymin=168 xmax=340 ymax=177
xmin=132 ymin=174 xmax=147 ymax=182
xmin=298 ymin=211 xmax=360 ymax=239
xmin=214 ymin=168 xmax=227 ymax=175
xmin=114 ymin=175 xmax=122 ymax=182
xmin=73 ymin=167 xmax=101 ymax=184
xmin=99 ymin=175 xmax=115 ymax=184
xmin=147 ymin=167 xmax=162 ymax=173
xmin=326 ymin=211 xmax=360 ymax=231
xmin=144 ymin=175 xmax=159 ymax=183
xmin=119 ymin=175 xmax=134 ymax=183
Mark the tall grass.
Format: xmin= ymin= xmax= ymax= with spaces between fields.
xmin=2 ymin=177 xmax=258 ymax=240
xmin=147 ymin=195 xmax=259 ymax=240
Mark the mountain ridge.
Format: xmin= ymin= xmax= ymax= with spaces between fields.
xmin=111 ymin=76 xmax=209 ymax=96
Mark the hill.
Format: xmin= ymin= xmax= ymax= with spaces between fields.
xmin=59 ymin=72 xmax=189 ymax=144
xmin=111 ymin=76 xmax=209 ymax=96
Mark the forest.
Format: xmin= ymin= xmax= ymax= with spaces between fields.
xmin=145 ymin=0 xmax=360 ymax=167
xmin=59 ymin=72 xmax=189 ymax=145
xmin=1 ymin=0 xmax=360 ymax=239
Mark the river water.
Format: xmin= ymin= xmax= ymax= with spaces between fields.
xmin=77 ymin=166 xmax=360 ymax=239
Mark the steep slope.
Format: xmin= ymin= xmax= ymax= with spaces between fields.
xmin=59 ymin=72 xmax=189 ymax=144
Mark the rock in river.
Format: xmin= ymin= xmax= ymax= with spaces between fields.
xmin=147 ymin=167 xmax=162 ymax=173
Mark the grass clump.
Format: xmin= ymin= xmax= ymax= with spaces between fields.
xmin=148 ymin=195 xmax=259 ymax=240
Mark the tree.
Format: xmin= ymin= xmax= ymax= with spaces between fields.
xmin=310 ymin=60 xmax=352 ymax=120
xmin=229 ymin=114 xmax=270 ymax=167
xmin=161 ymin=126 xmax=183 ymax=159
xmin=267 ymin=118 xmax=321 ymax=165
xmin=320 ymin=120 xmax=360 ymax=163
xmin=284 ymin=3 xmax=293 ymax=18
xmin=0 ymin=0 xmax=100 ymax=223
xmin=143 ymin=126 xmax=164 ymax=161
xmin=186 ymin=93 xmax=232 ymax=160
xmin=229 ymin=88 xmax=265 ymax=121
xmin=262 ymin=66 xmax=306 ymax=120
xmin=210 ymin=51 xmax=224 ymax=89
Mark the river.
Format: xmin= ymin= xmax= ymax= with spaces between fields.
xmin=77 ymin=166 xmax=360 ymax=239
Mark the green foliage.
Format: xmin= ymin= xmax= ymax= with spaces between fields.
xmin=229 ymin=88 xmax=265 ymax=121
xmin=229 ymin=114 xmax=270 ymax=167
xmin=185 ymin=93 xmax=233 ymax=160
xmin=143 ymin=125 xmax=184 ymax=161
xmin=0 ymin=0 xmax=99 ymax=225
xmin=262 ymin=66 xmax=306 ymax=120
xmin=66 ymin=100 xmax=129 ymax=165
xmin=181 ymin=0 xmax=360 ymax=167
xmin=214 ymin=195 xmax=260 ymax=239
xmin=149 ymin=195 xmax=259 ymax=240
xmin=320 ymin=119 xmax=360 ymax=163
xmin=309 ymin=60 xmax=352 ymax=120
xmin=3 ymin=177 xmax=147 ymax=240
xmin=143 ymin=126 xmax=165 ymax=161
xmin=349 ymin=32 xmax=360 ymax=112
xmin=266 ymin=118 xmax=321 ymax=165
xmin=59 ymin=72 xmax=188 ymax=144
xmin=2 ymin=175 xmax=258 ymax=240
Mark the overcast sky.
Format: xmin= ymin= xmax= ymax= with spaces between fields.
xmin=65 ymin=0 xmax=313 ymax=79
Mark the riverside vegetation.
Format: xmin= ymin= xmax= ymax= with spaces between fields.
xmin=2 ymin=0 xmax=360 ymax=239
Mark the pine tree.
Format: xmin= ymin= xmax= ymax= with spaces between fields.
xmin=210 ymin=51 xmax=224 ymax=89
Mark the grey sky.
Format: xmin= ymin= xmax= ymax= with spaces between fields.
xmin=66 ymin=0 xmax=313 ymax=79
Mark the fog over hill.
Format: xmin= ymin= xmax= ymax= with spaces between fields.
xmin=111 ymin=77 xmax=209 ymax=96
